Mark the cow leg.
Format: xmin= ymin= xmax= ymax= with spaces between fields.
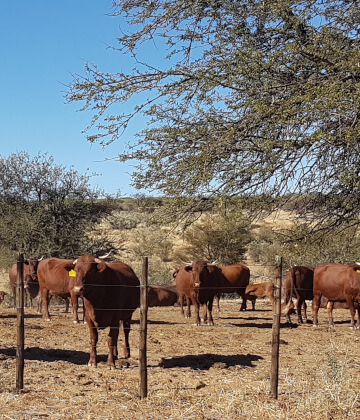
xmin=64 ymin=297 xmax=70 ymax=313
xmin=201 ymin=302 xmax=208 ymax=324
xmin=178 ymin=292 xmax=185 ymax=317
xmin=107 ymin=324 xmax=120 ymax=369
xmin=303 ymin=301 xmax=308 ymax=322
xmin=87 ymin=319 xmax=98 ymax=367
xmin=186 ymin=296 xmax=191 ymax=318
xmin=312 ymin=295 xmax=321 ymax=327
xmin=41 ymin=289 xmax=51 ymax=321
xmin=297 ymin=298 xmax=304 ymax=324
xmin=122 ymin=318 xmax=131 ymax=358
xmin=190 ymin=297 xmax=201 ymax=326
xmin=207 ymin=298 xmax=214 ymax=326
xmin=215 ymin=294 xmax=220 ymax=312
xmin=36 ymin=295 xmax=42 ymax=313
xmin=346 ymin=297 xmax=356 ymax=329
xmin=250 ymin=296 xmax=256 ymax=310
xmin=70 ymin=293 xmax=79 ymax=323
xmin=326 ymin=301 xmax=335 ymax=327
xmin=239 ymin=292 xmax=247 ymax=311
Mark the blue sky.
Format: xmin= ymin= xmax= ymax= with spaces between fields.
xmin=0 ymin=1 xmax=144 ymax=196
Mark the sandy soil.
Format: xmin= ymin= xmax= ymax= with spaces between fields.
xmin=0 ymin=298 xmax=359 ymax=419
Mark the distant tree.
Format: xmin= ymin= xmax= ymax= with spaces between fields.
xmin=181 ymin=211 xmax=252 ymax=265
xmin=247 ymin=222 xmax=360 ymax=269
xmin=67 ymin=1 xmax=360 ymax=229
xmin=0 ymin=152 xmax=116 ymax=261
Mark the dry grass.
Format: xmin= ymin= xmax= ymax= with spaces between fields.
xmin=0 ymin=299 xmax=359 ymax=419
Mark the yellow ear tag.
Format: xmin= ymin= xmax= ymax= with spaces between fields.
xmin=69 ymin=269 xmax=76 ymax=277
xmin=356 ymin=270 xmax=360 ymax=273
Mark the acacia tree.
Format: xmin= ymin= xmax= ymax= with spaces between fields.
xmin=0 ymin=152 xmax=115 ymax=262
xmin=67 ymin=1 xmax=360 ymax=228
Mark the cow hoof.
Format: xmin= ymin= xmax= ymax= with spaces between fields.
xmin=45 ymin=318 xmax=51 ymax=322
xmin=312 ymin=324 xmax=320 ymax=328
xmin=73 ymin=320 xmax=79 ymax=324
xmin=88 ymin=362 xmax=97 ymax=368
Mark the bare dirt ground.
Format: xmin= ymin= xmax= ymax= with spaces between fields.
xmin=0 ymin=298 xmax=359 ymax=419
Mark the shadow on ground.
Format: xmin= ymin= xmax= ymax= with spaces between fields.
xmin=159 ymin=353 xmax=263 ymax=370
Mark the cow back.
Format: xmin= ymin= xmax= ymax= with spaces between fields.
xmin=314 ymin=264 xmax=360 ymax=301
xmin=219 ymin=264 xmax=250 ymax=293
xmin=37 ymin=258 xmax=76 ymax=297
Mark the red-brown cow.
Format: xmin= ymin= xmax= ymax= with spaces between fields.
xmin=245 ymin=282 xmax=296 ymax=318
xmin=284 ymin=266 xmax=314 ymax=323
xmin=0 ymin=291 xmax=7 ymax=305
xmin=319 ymin=296 xmax=360 ymax=327
xmin=37 ymin=258 xmax=82 ymax=323
xmin=245 ymin=282 xmax=274 ymax=304
xmin=218 ymin=264 xmax=251 ymax=311
xmin=65 ymin=254 xmax=140 ymax=368
xmin=9 ymin=258 xmax=41 ymax=308
xmin=147 ymin=285 xmax=178 ymax=307
xmin=313 ymin=264 xmax=360 ymax=329
xmin=175 ymin=260 xmax=220 ymax=326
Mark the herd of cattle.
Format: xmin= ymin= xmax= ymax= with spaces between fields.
xmin=1 ymin=256 xmax=360 ymax=368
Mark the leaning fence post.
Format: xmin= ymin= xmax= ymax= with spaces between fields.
xmin=270 ymin=255 xmax=282 ymax=399
xmin=16 ymin=253 xmax=25 ymax=393
xmin=139 ymin=256 xmax=148 ymax=399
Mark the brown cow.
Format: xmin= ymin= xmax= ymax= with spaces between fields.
xmin=175 ymin=260 xmax=220 ymax=326
xmin=9 ymin=258 xmax=41 ymax=308
xmin=147 ymin=285 xmax=178 ymax=307
xmin=65 ymin=254 xmax=140 ymax=368
xmin=37 ymin=258 xmax=82 ymax=323
xmin=218 ymin=264 xmax=251 ymax=311
xmin=313 ymin=264 xmax=360 ymax=329
xmin=245 ymin=282 xmax=296 ymax=318
xmin=245 ymin=282 xmax=274 ymax=304
xmin=0 ymin=291 xmax=7 ymax=305
xmin=284 ymin=266 xmax=314 ymax=324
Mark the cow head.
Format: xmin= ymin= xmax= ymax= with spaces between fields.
xmin=65 ymin=254 xmax=108 ymax=295
xmin=184 ymin=260 xmax=215 ymax=288
xmin=23 ymin=257 xmax=42 ymax=295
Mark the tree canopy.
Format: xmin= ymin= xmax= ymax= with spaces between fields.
xmin=0 ymin=152 xmax=115 ymax=264
xmin=67 ymin=0 xmax=360 ymax=227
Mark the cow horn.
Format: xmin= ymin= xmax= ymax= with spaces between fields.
xmin=94 ymin=258 xmax=102 ymax=264
xmin=98 ymin=250 xmax=112 ymax=259
xmin=211 ymin=260 xmax=219 ymax=265
xmin=73 ymin=259 xmax=78 ymax=265
xmin=38 ymin=256 xmax=44 ymax=261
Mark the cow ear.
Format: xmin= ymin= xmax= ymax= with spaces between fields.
xmin=96 ymin=260 xmax=107 ymax=272
xmin=64 ymin=261 xmax=76 ymax=272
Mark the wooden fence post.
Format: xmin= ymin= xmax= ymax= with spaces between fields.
xmin=16 ymin=253 xmax=25 ymax=393
xmin=139 ymin=256 xmax=148 ymax=399
xmin=270 ymin=255 xmax=282 ymax=399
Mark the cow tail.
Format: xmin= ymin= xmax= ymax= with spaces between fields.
xmin=284 ymin=268 xmax=294 ymax=315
